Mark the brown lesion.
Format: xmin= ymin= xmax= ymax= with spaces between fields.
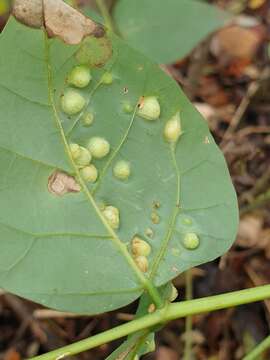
xmin=12 ymin=0 xmax=106 ymax=45
xmin=48 ymin=170 xmax=81 ymax=196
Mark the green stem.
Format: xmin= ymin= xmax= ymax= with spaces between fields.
xmin=240 ymin=188 xmax=270 ymax=215
xmin=243 ymin=334 xmax=270 ymax=360
xmin=96 ymin=0 xmax=115 ymax=32
xmin=184 ymin=270 xmax=193 ymax=360
xmin=129 ymin=330 xmax=150 ymax=359
xmin=29 ymin=284 xmax=270 ymax=360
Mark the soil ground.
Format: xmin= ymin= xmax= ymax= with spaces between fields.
xmin=0 ymin=1 xmax=270 ymax=359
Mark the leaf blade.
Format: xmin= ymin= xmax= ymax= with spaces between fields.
xmin=113 ymin=0 xmax=231 ymax=63
xmin=0 ymin=16 xmax=238 ymax=314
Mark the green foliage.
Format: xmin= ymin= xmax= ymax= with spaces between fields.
xmin=106 ymin=284 xmax=171 ymax=359
xmin=113 ymin=0 xmax=230 ymax=63
xmin=0 ymin=0 xmax=9 ymax=16
xmin=0 ymin=16 xmax=238 ymax=315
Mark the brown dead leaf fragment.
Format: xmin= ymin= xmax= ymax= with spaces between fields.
xmin=13 ymin=0 xmax=43 ymax=28
xmin=13 ymin=0 xmax=105 ymax=45
xmin=211 ymin=25 xmax=262 ymax=63
xmin=4 ymin=349 xmax=21 ymax=360
xmin=156 ymin=346 xmax=179 ymax=360
xmin=48 ymin=171 xmax=81 ymax=196
xmin=43 ymin=0 xmax=104 ymax=45
xmin=237 ymin=215 xmax=263 ymax=248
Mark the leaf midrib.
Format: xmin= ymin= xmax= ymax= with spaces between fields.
xmin=149 ymin=145 xmax=181 ymax=280
xmin=44 ymin=32 xmax=161 ymax=303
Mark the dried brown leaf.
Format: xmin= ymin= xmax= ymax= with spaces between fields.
xmin=156 ymin=346 xmax=179 ymax=360
xmin=211 ymin=26 xmax=262 ymax=62
xmin=13 ymin=0 xmax=43 ymax=28
xmin=43 ymin=0 xmax=104 ymax=45
xmin=13 ymin=0 xmax=105 ymax=45
xmin=237 ymin=215 xmax=263 ymax=248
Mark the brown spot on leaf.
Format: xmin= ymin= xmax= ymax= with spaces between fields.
xmin=48 ymin=171 xmax=80 ymax=196
xmin=13 ymin=0 xmax=105 ymax=45
xmin=138 ymin=96 xmax=144 ymax=109
xmin=92 ymin=25 xmax=106 ymax=38
xmin=210 ymin=25 xmax=263 ymax=64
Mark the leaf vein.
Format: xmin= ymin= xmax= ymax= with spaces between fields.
xmin=0 ymin=145 xmax=59 ymax=170
xmin=149 ymin=144 xmax=181 ymax=280
xmin=0 ymin=82 xmax=49 ymax=107
xmin=92 ymin=104 xmax=138 ymax=194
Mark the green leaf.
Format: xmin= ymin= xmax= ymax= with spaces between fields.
xmin=113 ymin=0 xmax=231 ymax=64
xmin=0 ymin=16 xmax=238 ymax=314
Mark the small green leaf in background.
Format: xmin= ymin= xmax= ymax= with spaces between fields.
xmin=113 ymin=0 xmax=231 ymax=64
xmin=0 ymin=12 xmax=238 ymax=315
xmin=0 ymin=0 xmax=9 ymax=16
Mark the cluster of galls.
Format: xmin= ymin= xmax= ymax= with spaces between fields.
xmin=60 ymin=65 xmax=113 ymax=125
xmin=61 ymin=65 xmax=92 ymax=116
xmin=62 ymin=66 xmax=196 ymax=255
xmin=131 ymin=236 xmax=152 ymax=273
xmin=69 ymin=137 xmax=110 ymax=183
xmin=137 ymin=97 xmax=183 ymax=144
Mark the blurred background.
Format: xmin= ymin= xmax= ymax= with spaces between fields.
xmin=0 ymin=0 xmax=270 ymax=359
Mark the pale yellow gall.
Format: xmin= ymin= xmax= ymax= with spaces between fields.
xmin=164 ymin=112 xmax=182 ymax=143
xmin=113 ymin=160 xmax=131 ymax=180
xmin=134 ymin=255 xmax=148 ymax=272
xmin=61 ymin=89 xmax=86 ymax=115
xmin=102 ymin=206 xmax=120 ymax=230
xmin=75 ymin=146 xmax=92 ymax=167
xmin=101 ymin=72 xmax=113 ymax=85
xmin=183 ymin=233 xmax=200 ymax=250
xmin=182 ymin=217 xmax=193 ymax=225
xmin=148 ymin=303 xmax=156 ymax=313
xmin=82 ymin=112 xmax=94 ymax=127
xmin=80 ymin=164 xmax=98 ymax=183
xmin=67 ymin=65 xmax=92 ymax=88
xmin=123 ymin=102 xmax=133 ymax=114
xmin=145 ymin=228 xmax=154 ymax=238
xmin=169 ymin=284 xmax=178 ymax=302
xmin=87 ymin=137 xmax=110 ymax=159
xmin=138 ymin=96 xmax=160 ymax=121
xmin=151 ymin=211 xmax=160 ymax=224
xmin=131 ymin=236 xmax=151 ymax=257
xmin=69 ymin=143 xmax=80 ymax=160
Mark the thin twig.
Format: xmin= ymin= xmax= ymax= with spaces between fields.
xmin=237 ymin=126 xmax=270 ymax=138
xmin=243 ymin=334 xmax=270 ymax=360
xmin=4 ymin=294 xmax=47 ymax=344
xmin=221 ymin=68 xmax=270 ymax=147
xmin=240 ymin=188 xmax=270 ymax=215
xmin=33 ymin=309 xmax=87 ymax=319
xmin=245 ymin=264 xmax=270 ymax=315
